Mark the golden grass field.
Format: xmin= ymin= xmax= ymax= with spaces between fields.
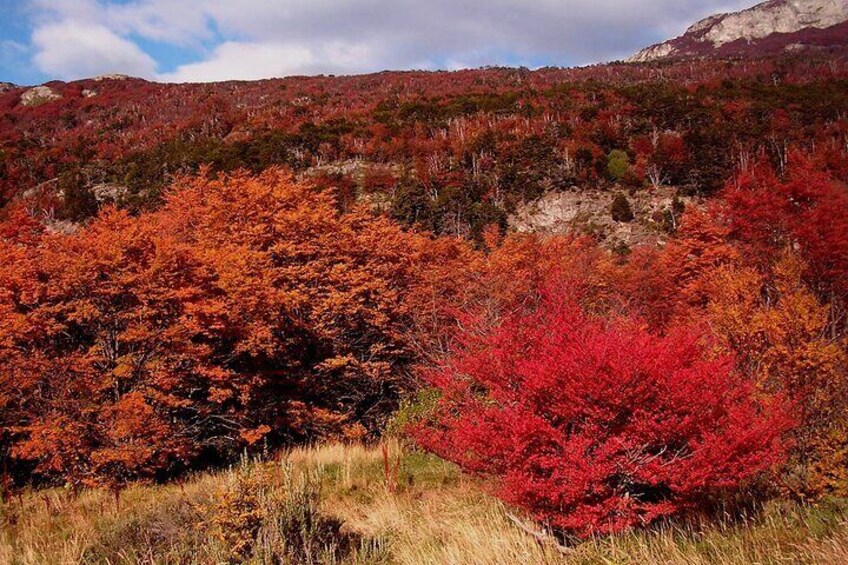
xmin=1 ymin=442 xmax=847 ymax=564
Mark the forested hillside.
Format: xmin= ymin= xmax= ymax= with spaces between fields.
xmin=1 ymin=46 xmax=848 ymax=560
xmin=1 ymin=53 xmax=847 ymax=243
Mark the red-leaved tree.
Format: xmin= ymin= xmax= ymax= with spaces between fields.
xmin=720 ymin=155 xmax=848 ymax=298
xmin=414 ymin=285 xmax=793 ymax=538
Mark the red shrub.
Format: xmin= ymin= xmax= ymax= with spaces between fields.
xmin=721 ymin=157 xmax=848 ymax=297
xmin=414 ymin=286 xmax=792 ymax=538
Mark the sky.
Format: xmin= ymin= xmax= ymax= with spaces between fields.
xmin=0 ymin=0 xmax=758 ymax=85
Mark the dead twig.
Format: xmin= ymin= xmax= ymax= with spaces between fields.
xmin=505 ymin=511 xmax=573 ymax=555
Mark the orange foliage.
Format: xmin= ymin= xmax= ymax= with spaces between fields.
xmin=405 ymin=228 xmax=617 ymax=364
xmin=704 ymin=254 xmax=848 ymax=498
xmin=1 ymin=157 xmax=846 ymax=515
xmin=0 ymin=169 xmax=464 ymax=488
xmin=616 ymin=209 xmax=740 ymax=329
xmin=614 ymin=196 xmax=848 ymax=499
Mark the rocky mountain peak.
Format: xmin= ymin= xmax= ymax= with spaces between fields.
xmin=630 ymin=0 xmax=848 ymax=62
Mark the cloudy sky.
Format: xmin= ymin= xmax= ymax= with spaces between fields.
xmin=0 ymin=0 xmax=756 ymax=84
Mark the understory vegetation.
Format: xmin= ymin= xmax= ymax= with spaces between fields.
xmin=2 ymin=443 xmax=847 ymax=565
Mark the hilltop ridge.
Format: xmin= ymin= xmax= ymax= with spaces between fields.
xmin=630 ymin=0 xmax=848 ymax=62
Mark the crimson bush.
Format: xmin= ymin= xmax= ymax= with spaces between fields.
xmin=414 ymin=287 xmax=792 ymax=538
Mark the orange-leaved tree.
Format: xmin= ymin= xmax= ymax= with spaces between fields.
xmin=0 ymin=168 xmax=465 ymax=489
xmin=705 ymin=253 xmax=848 ymax=498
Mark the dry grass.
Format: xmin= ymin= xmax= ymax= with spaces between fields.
xmin=1 ymin=442 xmax=847 ymax=564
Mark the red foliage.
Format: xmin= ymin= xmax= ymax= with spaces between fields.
xmin=415 ymin=285 xmax=792 ymax=538
xmin=2 ymin=54 xmax=847 ymax=232
xmin=0 ymin=49 xmax=845 ymax=538
xmin=720 ymin=156 xmax=848 ymax=296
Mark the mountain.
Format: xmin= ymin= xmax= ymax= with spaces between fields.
xmin=629 ymin=0 xmax=848 ymax=62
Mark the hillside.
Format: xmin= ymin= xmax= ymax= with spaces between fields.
xmin=2 ymin=9 xmax=848 ymax=562
xmin=630 ymin=0 xmax=848 ymax=62
xmin=1 ymin=53 xmax=847 ymax=247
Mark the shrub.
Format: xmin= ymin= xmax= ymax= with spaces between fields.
xmin=414 ymin=285 xmax=792 ymax=538
xmin=607 ymin=149 xmax=630 ymax=181
xmin=705 ymin=255 xmax=848 ymax=499
xmin=611 ymin=192 xmax=635 ymax=223
xmin=211 ymin=463 xmax=264 ymax=563
xmin=209 ymin=458 xmax=367 ymax=564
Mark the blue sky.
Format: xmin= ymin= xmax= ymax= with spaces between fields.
xmin=0 ymin=0 xmax=756 ymax=85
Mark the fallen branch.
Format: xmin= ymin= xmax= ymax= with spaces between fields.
xmin=505 ymin=511 xmax=573 ymax=555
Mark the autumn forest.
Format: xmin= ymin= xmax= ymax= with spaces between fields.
xmin=1 ymin=45 xmax=848 ymax=563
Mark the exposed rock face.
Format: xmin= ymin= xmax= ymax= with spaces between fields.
xmin=91 ymin=183 xmax=128 ymax=204
xmin=0 ymin=82 xmax=15 ymax=92
xmin=21 ymin=85 xmax=61 ymax=107
xmin=630 ymin=0 xmax=848 ymax=62
xmin=508 ymin=186 xmax=693 ymax=249
xmin=631 ymin=43 xmax=677 ymax=63
xmin=93 ymin=74 xmax=130 ymax=81
xmin=302 ymin=159 xmax=401 ymax=212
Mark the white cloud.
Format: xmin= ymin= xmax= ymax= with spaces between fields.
xmin=1 ymin=40 xmax=28 ymax=59
xmin=158 ymin=40 xmax=383 ymax=83
xmin=31 ymin=20 xmax=157 ymax=80
xmin=158 ymin=42 xmax=314 ymax=83
xmin=22 ymin=0 xmax=761 ymax=83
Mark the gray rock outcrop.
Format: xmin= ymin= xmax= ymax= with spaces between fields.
xmin=630 ymin=0 xmax=848 ymax=62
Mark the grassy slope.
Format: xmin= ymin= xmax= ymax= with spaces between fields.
xmin=1 ymin=443 xmax=846 ymax=564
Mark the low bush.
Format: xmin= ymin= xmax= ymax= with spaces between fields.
xmin=415 ymin=285 xmax=793 ymax=538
